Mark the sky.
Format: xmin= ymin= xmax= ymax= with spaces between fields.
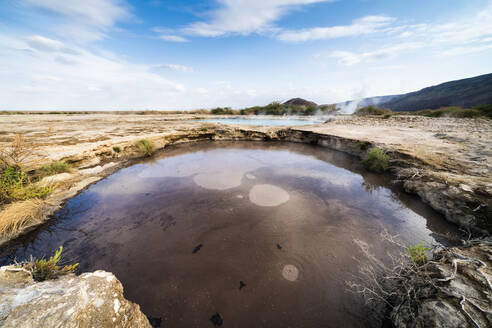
xmin=0 ymin=0 xmax=491 ymax=110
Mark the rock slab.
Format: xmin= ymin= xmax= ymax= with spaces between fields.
xmin=0 ymin=266 xmax=151 ymax=328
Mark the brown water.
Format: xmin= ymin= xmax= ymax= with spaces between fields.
xmin=0 ymin=141 xmax=459 ymax=328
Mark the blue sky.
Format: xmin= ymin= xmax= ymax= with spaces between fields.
xmin=1 ymin=0 xmax=491 ymax=110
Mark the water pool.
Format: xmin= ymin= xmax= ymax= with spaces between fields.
xmin=196 ymin=118 xmax=323 ymax=126
xmin=0 ymin=141 xmax=459 ymax=328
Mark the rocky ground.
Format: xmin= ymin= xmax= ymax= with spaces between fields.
xmin=0 ymin=266 xmax=150 ymax=327
xmin=0 ymin=113 xmax=491 ymax=327
xmin=391 ymin=239 xmax=492 ymax=328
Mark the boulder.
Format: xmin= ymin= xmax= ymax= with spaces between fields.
xmin=0 ymin=266 xmax=151 ymax=328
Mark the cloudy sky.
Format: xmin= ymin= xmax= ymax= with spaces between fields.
xmin=1 ymin=0 xmax=491 ymax=110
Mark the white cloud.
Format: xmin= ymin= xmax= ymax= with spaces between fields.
xmin=22 ymin=0 xmax=131 ymax=42
xmin=155 ymin=64 xmax=194 ymax=73
xmin=431 ymin=3 xmax=492 ymax=45
xmin=278 ymin=15 xmax=395 ymax=42
xmin=182 ymin=0 xmax=333 ymax=37
xmin=25 ymin=35 xmax=78 ymax=54
xmin=158 ymin=35 xmax=189 ymax=42
xmin=0 ymin=34 xmax=186 ymax=109
xmin=330 ymin=42 xmax=423 ymax=66
xmin=442 ymin=44 xmax=492 ymax=56
xmin=328 ymin=2 xmax=492 ymax=66
xmin=195 ymin=87 xmax=209 ymax=95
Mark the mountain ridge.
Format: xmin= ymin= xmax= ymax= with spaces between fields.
xmin=341 ymin=73 xmax=492 ymax=112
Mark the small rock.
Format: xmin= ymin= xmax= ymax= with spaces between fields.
xmin=192 ymin=244 xmax=203 ymax=254
xmin=210 ymin=312 xmax=223 ymax=326
xmin=239 ymin=281 xmax=246 ymax=290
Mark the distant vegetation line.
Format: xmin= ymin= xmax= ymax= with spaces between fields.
xmin=1 ymin=103 xmax=491 ymax=119
xmin=355 ymin=104 xmax=492 ymax=119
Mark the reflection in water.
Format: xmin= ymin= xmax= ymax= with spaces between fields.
xmin=249 ymin=184 xmax=290 ymax=207
xmin=282 ymin=264 xmax=300 ymax=282
xmin=0 ymin=141 xmax=459 ymax=328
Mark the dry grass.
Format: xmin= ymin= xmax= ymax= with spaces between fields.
xmin=0 ymin=133 xmax=32 ymax=169
xmin=347 ymin=232 xmax=492 ymax=326
xmin=0 ymin=199 xmax=48 ymax=239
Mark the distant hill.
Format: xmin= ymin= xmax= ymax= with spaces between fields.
xmin=380 ymin=73 xmax=492 ymax=111
xmin=339 ymin=73 xmax=492 ymax=112
xmin=283 ymin=98 xmax=318 ymax=108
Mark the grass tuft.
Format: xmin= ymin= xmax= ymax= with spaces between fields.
xmin=39 ymin=161 xmax=70 ymax=177
xmin=112 ymin=146 xmax=121 ymax=153
xmin=21 ymin=246 xmax=79 ymax=281
xmin=362 ymin=148 xmax=390 ymax=173
xmin=135 ymin=139 xmax=154 ymax=156
xmin=408 ymin=242 xmax=431 ymax=265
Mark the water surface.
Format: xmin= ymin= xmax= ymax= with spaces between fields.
xmin=196 ymin=118 xmax=323 ymax=126
xmin=0 ymin=142 xmax=459 ymax=328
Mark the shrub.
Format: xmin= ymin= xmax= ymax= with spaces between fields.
xmin=354 ymin=106 xmax=392 ymax=116
xmin=362 ymin=148 xmax=390 ymax=172
xmin=22 ymin=246 xmax=79 ymax=281
xmin=39 ymin=161 xmax=70 ymax=177
xmin=211 ymin=107 xmax=235 ymax=115
xmin=416 ymin=106 xmax=485 ymax=118
xmin=112 ymin=146 xmax=121 ymax=153
xmin=0 ymin=134 xmax=31 ymax=170
xmin=0 ymin=134 xmax=55 ymax=205
xmin=0 ymin=167 xmax=55 ymax=204
xmin=383 ymin=113 xmax=392 ymax=119
xmin=135 ymin=139 xmax=154 ymax=156
xmin=408 ymin=242 xmax=431 ymax=265
xmin=472 ymin=104 xmax=492 ymax=118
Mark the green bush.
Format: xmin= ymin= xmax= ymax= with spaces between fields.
xmin=211 ymin=107 xmax=236 ymax=115
xmin=112 ymin=146 xmax=121 ymax=153
xmin=39 ymin=161 xmax=70 ymax=176
xmin=354 ymin=106 xmax=392 ymax=116
xmin=135 ymin=139 xmax=154 ymax=156
xmin=0 ymin=167 xmax=55 ymax=204
xmin=408 ymin=242 xmax=431 ymax=265
xmin=239 ymin=102 xmax=329 ymax=116
xmin=362 ymin=148 xmax=390 ymax=172
xmin=472 ymin=104 xmax=492 ymax=118
xmin=22 ymin=246 xmax=79 ymax=281
xmin=415 ymin=106 xmax=487 ymax=118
